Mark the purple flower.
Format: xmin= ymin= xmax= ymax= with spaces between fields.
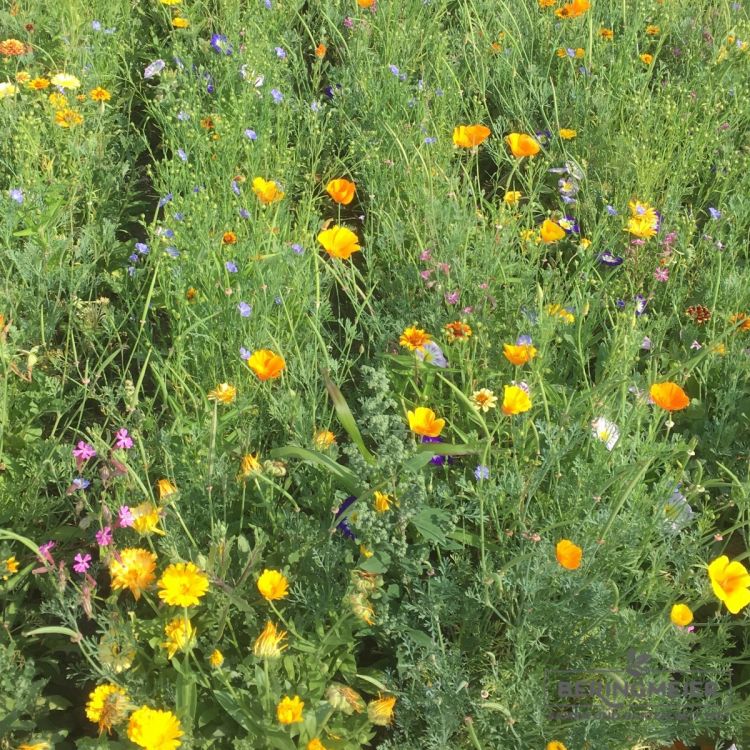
xmin=144 ymin=59 xmax=166 ymax=79
xmin=291 ymin=243 xmax=304 ymax=254
xmin=117 ymin=506 xmax=134 ymax=528
xmin=210 ymin=34 xmax=233 ymax=55
xmin=177 ymin=110 xmax=190 ymax=121
xmin=310 ymin=100 xmax=321 ymax=112
xmin=135 ymin=242 xmax=149 ymax=255
xmin=244 ymin=128 xmax=257 ymax=140
xmin=516 ymin=334 xmax=533 ymax=346
xmin=275 ymin=46 xmax=286 ymax=58
xmin=424 ymin=137 xmax=436 ymax=144
xmin=474 ymin=465 xmax=490 ymax=480
xmin=335 ymin=496 xmax=357 ymax=540
xmin=92 ymin=20 xmax=102 ymax=31
xmin=598 ymin=252 xmax=623 ymax=267
xmin=691 ymin=340 xmax=702 ymax=350
xmin=114 ymin=428 xmax=133 ymax=450
xmin=389 ymin=64 xmax=400 ymax=77
xmin=225 ymin=261 xmax=238 ymax=273
xmin=72 ymin=477 xmax=90 ymax=490
xmin=73 ymin=441 xmax=96 ymax=462
xmin=239 ymin=208 xmax=250 ymax=219
xmin=238 ymin=302 xmax=252 ymax=317
xmin=606 ymin=205 xmax=618 ymax=216
xmin=129 ymin=253 xmax=139 ymax=263
xmin=634 ymin=294 xmax=648 ymax=316
xmin=416 ymin=341 xmax=447 ymax=368
xmin=158 ymin=193 xmax=173 ymax=208
xmin=445 ymin=290 xmax=460 ymax=305
xmin=708 ymin=207 xmax=721 ymax=220
xmin=95 ymin=527 xmax=113 ymax=547
xmin=653 ymin=267 xmax=669 ymax=282
xmin=270 ymin=88 xmax=283 ymax=103
xmin=38 ymin=541 xmax=56 ymax=564
xmin=615 ymin=299 xmax=626 ymax=309
xmin=231 ymin=180 xmax=241 ymax=196
xmin=343 ymin=16 xmax=354 ymax=28
xmin=9 ymin=188 xmax=23 ymax=204
xmin=174 ymin=212 xmax=184 ymax=221
xmin=641 ymin=336 xmax=652 ymax=350
xmin=421 ymin=435 xmax=451 ymax=466
xmin=240 ymin=347 xmax=251 ymax=360
xmin=73 ymin=553 xmax=92 ymax=574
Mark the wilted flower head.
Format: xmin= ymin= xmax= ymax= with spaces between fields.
xmin=367 ymin=695 xmax=396 ymax=726
xmin=253 ymin=620 xmax=288 ymax=659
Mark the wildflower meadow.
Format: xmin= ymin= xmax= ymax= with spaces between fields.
xmin=2 ymin=0 xmax=750 ymax=748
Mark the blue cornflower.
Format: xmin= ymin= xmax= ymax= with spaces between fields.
xmin=158 ymin=193 xmax=173 ymax=208
xmin=239 ymin=208 xmax=250 ymax=219
xmin=244 ymin=128 xmax=257 ymax=140
xmin=240 ymin=347 xmax=251 ymax=360
xmin=237 ymin=302 xmax=252 ymax=317
xmin=275 ymin=47 xmax=286 ymax=59
xmin=424 ymin=137 xmax=436 ymax=144
xmin=225 ymin=261 xmax=238 ymax=273
xmin=129 ymin=253 xmax=139 ymax=263
xmin=144 ymin=59 xmax=165 ymax=79
xmin=606 ymin=205 xmax=618 ymax=216
xmin=177 ymin=148 xmax=187 ymax=162
xmin=210 ymin=34 xmax=233 ymax=55
xmin=516 ymin=334 xmax=533 ymax=345
xmin=165 ymin=246 xmax=180 ymax=258
xmin=474 ymin=465 xmax=490 ymax=480
xmin=271 ymin=88 xmax=283 ymax=103
xmin=231 ymin=180 xmax=241 ymax=196
xmin=291 ymin=243 xmax=304 ymax=254
xmin=9 ymin=188 xmax=23 ymax=204
xmin=177 ymin=111 xmax=190 ymax=121
xmin=135 ymin=242 xmax=149 ymax=255
xmin=708 ymin=207 xmax=721 ymax=220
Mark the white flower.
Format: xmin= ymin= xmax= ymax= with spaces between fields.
xmin=591 ymin=417 xmax=620 ymax=451
xmin=0 ymin=81 xmax=19 ymax=98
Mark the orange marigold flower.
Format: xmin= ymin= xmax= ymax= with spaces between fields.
xmin=443 ymin=321 xmax=473 ymax=342
xmin=0 ymin=38 xmax=26 ymax=56
xmin=89 ymin=87 xmax=111 ymax=102
xmin=503 ymin=343 xmax=537 ymax=366
xmin=556 ymin=539 xmax=582 ymax=570
xmin=399 ymin=326 xmax=432 ymax=351
xmin=326 ymin=178 xmax=356 ymax=205
xmin=247 ymin=349 xmax=285 ymax=381
xmin=222 ymin=231 xmax=237 ymax=245
xmin=640 ymin=53 xmax=654 ymax=65
xmin=649 ymin=382 xmax=690 ymax=411
xmin=452 ymin=124 xmax=491 ymax=148
xmin=317 ymin=225 xmax=361 ymax=259
xmin=407 ymin=407 xmax=445 ymax=437
xmin=28 ymin=77 xmax=50 ymax=90
xmin=555 ymin=0 xmax=590 ymax=18
xmin=505 ymin=132 xmax=541 ymax=157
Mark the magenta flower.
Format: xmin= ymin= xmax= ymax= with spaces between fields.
xmin=653 ymin=267 xmax=669 ymax=282
xmin=117 ymin=505 xmax=134 ymax=528
xmin=95 ymin=526 xmax=113 ymax=547
xmin=73 ymin=441 xmax=96 ymax=463
xmin=114 ymin=428 xmax=133 ymax=450
xmin=38 ymin=541 xmax=56 ymax=564
xmin=73 ymin=553 xmax=92 ymax=574
xmin=445 ymin=291 xmax=460 ymax=304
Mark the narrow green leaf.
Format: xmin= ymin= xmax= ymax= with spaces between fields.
xmin=269 ymin=446 xmax=363 ymax=495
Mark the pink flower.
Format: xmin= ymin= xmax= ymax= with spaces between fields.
xmin=445 ymin=291 xmax=460 ymax=304
xmin=343 ymin=16 xmax=354 ymax=28
xmin=114 ymin=428 xmax=133 ymax=450
xmin=73 ymin=553 xmax=92 ymax=574
xmin=419 ymin=248 xmax=432 ymax=261
xmin=653 ymin=267 xmax=669 ymax=282
xmin=420 ymin=269 xmax=432 ymax=280
xmin=72 ymin=441 xmax=96 ymax=465
xmin=95 ymin=526 xmax=113 ymax=547
xmin=38 ymin=541 xmax=56 ymax=564
xmin=437 ymin=262 xmax=451 ymax=274
xmin=117 ymin=505 xmax=134 ymax=528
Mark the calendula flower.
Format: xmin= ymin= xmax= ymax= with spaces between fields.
xmin=540 ymin=218 xmax=566 ymax=243
xmin=503 ymin=190 xmax=522 ymax=205
xmin=131 ymin=501 xmax=165 ymax=535
xmin=157 ymin=479 xmax=177 ymax=501
xmin=252 ymin=177 xmax=284 ymax=204
xmin=502 ymin=385 xmax=531 ymax=415
xmin=591 ymin=417 xmax=620 ymax=450
xmin=163 ymin=617 xmax=195 ymax=659
xmin=257 ymin=569 xmax=289 ymax=600
xmin=28 ymin=77 xmax=50 ymax=90
xmin=127 ymin=707 xmax=183 ymax=750
xmin=89 ymin=87 xmax=111 ymax=102
xmin=649 ymin=382 xmax=690 ymax=411
xmin=452 ymin=124 xmax=491 ymax=148
xmin=559 ymin=128 xmax=577 ymax=139
xmin=86 ymin=684 xmax=129 ymax=734
xmin=208 ymin=383 xmax=237 ymax=404
xmin=48 ymin=91 xmax=67 ymax=108
xmin=556 ymin=539 xmax=582 ymax=570
xmin=275 ymin=697 xmax=305 ymax=726
xmin=407 ymin=407 xmax=445 ymax=437
xmin=670 ymin=604 xmax=694 ymax=626
xmin=209 ymin=649 xmax=224 ymax=667
xmin=157 ymin=562 xmax=209 ymax=607
xmin=315 ymin=43 xmax=327 ymax=58
xmin=2 ymin=555 xmax=18 ymax=580
xmin=399 ymin=326 xmax=432 ymax=351
xmin=708 ymin=555 xmax=750 ymax=614
xmin=54 ymin=109 xmax=84 ymax=127
xmin=253 ymin=620 xmax=288 ymax=658
xmin=555 ymin=0 xmax=590 ymax=18
xmin=350 ymin=592 xmax=375 ymax=624
xmin=374 ymin=491 xmax=392 ymax=512
xmin=51 ymin=73 xmax=81 ymax=89
xmin=503 ymin=343 xmax=537 ymax=366
xmin=247 ymin=349 xmax=285 ymax=380
xmin=505 ymin=133 xmax=541 ymax=157
xmin=110 ymin=548 xmax=157 ymax=600
xmin=314 ymin=429 xmax=336 ymax=448
xmin=367 ymin=695 xmax=396 ymax=726
xmin=600 ymin=27 xmax=614 ymax=40
xmin=326 ymin=178 xmax=356 ymax=205
xmin=640 ymin=52 xmax=654 ymax=65
xmin=471 ymin=388 xmax=498 ymax=412
xmin=646 ymin=24 xmax=660 ymax=36
xmin=317 ymin=225 xmax=361 ymax=259
xmin=326 ymin=683 xmax=366 ymax=714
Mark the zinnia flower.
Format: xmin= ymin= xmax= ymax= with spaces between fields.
xmin=127 ymin=707 xmax=183 ymax=750
xmin=503 ymin=343 xmax=537 ymax=366
xmin=670 ymin=604 xmax=694 ymax=626
xmin=399 ymin=326 xmax=431 ymax=351
xmin=0 ymin=39 xmax=26 ymax=56
xmin=277 ymin=695 xmax=304 ymax=724
xmin=157 ymin=562 xmax=209 ymax=607
xmin=708 ymin=555 xmax=750 ymax=614
xmin=407 ymin=407 xmax=445 ymax=437
xmin=110 ymin=548 xmax=157 ymax=600
xmin=253 ymin=620 xmax=288 ymax=658
xmin=367 ymin=695 xmax=396 ymax=726
xmin=540 ymin=219 xmax=566 ymax=243
xmin=505 ymin=133 xmax=541 ymax=157
xmin=555 ymin=539 xmax=582 ymax=570
xmin=452 ymin=124 xmax=491 ymax=148
xmin=163 ymin=617 xmax=195 ymax=659
xmin=86 ymin=683 xmax=129 ymax=734
xmin=649 ymin=382 xmax=689 ymax=411
xmin=247 ymin=349 xmax=285 ymax=380
xmin=317 ymin=225 xmax=361 ymax=259
xmin=257 ymin=569 xmax=289 ymax=600
xmin=501 ymin=385 xmax=531 ymax=415
xmin=326 ymin=178 xmax=356 ymax=205
xmin=208 ymin=383 xmax=237 ymax=404
xmin=252 ymin=177 xmax=284 ymax=204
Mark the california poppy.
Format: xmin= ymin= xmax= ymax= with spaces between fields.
xmin=649 ymin=382 xmax=689 ymax=411
xmin=556 ymin=539 xmax=582 ymax=570
xmin=326 ymin=178 xmax=356 ymax=205
xmin=252 ymin=177 xmax=284 ymax=205
xmin=503 ymin=343 xmax=537 ymax=366
xmin=247 ymin=350 xmax=286 ymax=381
xmin=505 ymin=133 xmax=541 ymax=157
xmin=540 ymin=219 xmax=566 ymax=243
xmin=501 ymin=385 xmax=532 ymax=415
xmin=407 ymin=407 xmax=445 ymax=437
xmin=708 ymin=555 xmax=750 ymax=614
xmin=317 ymin=225 xmax=361 ymax=259
xmin=452 ymin=124 xmax=491 ymax=148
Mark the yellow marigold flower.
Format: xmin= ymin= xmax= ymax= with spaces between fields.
xmin=600 ymin=27 xmax=614 ymax=40
xmin=670 ymin=604 xmax=694 ymax=627
xmin=209 ymin=649 xmax=224 ymax=667
xmin=252 ymin=177 xmax=284 ymax=204
xmin=163 ymin=617 xmax=195 ymax=659
xmin=0 ymin=38 xmax=26 ymax=56
xmin=452 ymin=124 xmax=491 ymax=148
xmin=314 ymin=429 xmax=336 ymax=448
xmin=546 ymin=304 xmax=575 ymax=324
xmin=547 ymin=743 xmax=568 ymax=750
xmin=501 ymin=385 xmax=531 ymax=415
xmin=640 ymin=53 xmax=654 ymax=65
xmin=239 ymin=452 xmax=262 ymax=478
xmin=503 ymin=190 xmax=522 ymax=205
xmin=315 ymin=43 xmax=327 ymax=58
xmin=0 ymin=82 xmax=19 ymax=98
xmin=374 ymin=491 xmax=392 ymax=513
xmin=110 ymin=548 xmax=157 ymax=600
xmin=649 ymin=382 xmax=690 ymax=411
xmin=555 ymin=539 xmax=582 ymax=570
xmin=326 ymin=178 xmax=356 ymax=205
xmin=172 ymin=17 xmax=190 ymax=28
xmin=131 ymin=501 xmax=165 ymax=535
xmin=505 ymin=132 xmax=541 ymax=157
xmin=51 ymin=73 xmax=81 ymax=89
xmin=503 ymin=343 xmax=537 ymax=366
xmin=55 ymin=108 xmax=84 ymax=128
xmin=157 ymin=479 xmax=178 ymax=501
xmin=127 ymin=706 xmax=183 ymax=750
xmin=326 ymin=682 xmax=366 ymax=714
xmin=317 ymin=225 xmax=361 ymax=259
xmin=443 ymin=321 xmax=472 ymax=342
xmin=471 ymin=388 xmax=498 ymax=413
xmin=407 ymin=407 xmax=445 ymax=437
xmin=308 ymin=739 xmax=327 ymax=750
xmin=708 ymin=555 xmax=750 ymax=614
xmin=540 ymin=218 xmax=566 ymax=243
xmin=28 ymin=77 xmax=50 ymax=90
xmin=555 ymin=0 xmax=590 ymax=18
xmin=399 ymin=326 xmax=432 ymax=351
xmin=645 ymin=24 xmax=660 ymax=36
xmin=157 ymin=562 xmax=209 ymax=608
xmin=208 ymin=382 xmax=237 ymax=404
xmin=247 ymin=349 xmax=286 ymax=380
xmin=277 ymin=695 xmax=304 ymax=724
xmin=86 ymin=683 xmax=129 ymax=734
xmin=89 ymin=86 xmax=111 ymax=102
xmin=257 ymin=569 xmax=289 ymax=600
xmin=559 ymin=128 xmax=577 ymax=139
xmin=367 ymin=695 xmax=396 ymax=726
xmin=253 ymin=620 xmax=288 ymax=659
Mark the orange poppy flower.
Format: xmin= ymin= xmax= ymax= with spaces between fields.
xmin=556 ymin=539 xmax=582 ymax=570
xmin=326 ymin=178 xmax=356 ymax=205
xmin=503 ymin=343 xmax=537 ymax=366
xmin=555 ymin=0 xmax=590 ymax=18
xmin=407 ymin=407 xmax=445 ymax=437
xmin=649 ymin=382 xmax=689 ymax=411
xmin=452 ymin=124 xmax=491 ymax=148
xmin=247 ymin=350 xmax=286 ymax=381
xmin=505 ymin=133 xmax=541 ymax=157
